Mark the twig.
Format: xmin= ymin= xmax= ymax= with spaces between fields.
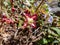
xmin=14 ymin=29 xmax=18 ymax=37
xmin=35 ymin=0 xmax=45 ymax=13
xmin=32 ymin=32 xmax=43 ymax=42
xmin=1 ymin=0 xmax=2 ymax=10
xmin=32 ymin=36 xmax=42 ymax=42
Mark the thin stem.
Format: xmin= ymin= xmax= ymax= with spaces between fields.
xmin=35 ymin=0 xmax=45 ymax=13
xmin=1 ymin=0 xmax=2 ymax=10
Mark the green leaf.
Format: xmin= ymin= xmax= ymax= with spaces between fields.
xmin=37 ymin=38 xmax=48 ymax=44
xmin=18 ymin=20 xmax=23 ymax=27
xmin=43 ymin=38 xmax=48 ymax=44
xmin=48 ymin=35 xmax=53 ymax=38
xmin=53 ymin=40 xmax=59 ymax=43
xmin=57 ymin=38 xmax=60 ymax=42
xmin=47 ymin=38 xmax=54 ymax=43
xmin=48 ymin=29 xmax=58 ymax=37
xmin=51 ymin=27 xmax=60 ymax=36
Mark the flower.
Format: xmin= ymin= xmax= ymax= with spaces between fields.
xmin=11 ymin=7 xmax=16 ymax=12
xmin=2 ymin=18 xmax=14 ymax=24
xmin=2 ymin=13 xmax=7 ymax=18
xmin=2 ymin=13 xmax=14 ymax=24
xmin=34 ymin=1 xmax=39 ymax=7
xmin=23 ymin=11 xmax=37 ymax=28
xmin=48 ymin=15 xmax=53 ymax=24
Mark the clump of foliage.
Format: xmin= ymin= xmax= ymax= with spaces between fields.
xmin=0 ymin=0 xmax=60 ymax=45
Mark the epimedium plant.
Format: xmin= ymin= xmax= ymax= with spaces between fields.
xmin=0 ymin=0 xmax=60 ymax=45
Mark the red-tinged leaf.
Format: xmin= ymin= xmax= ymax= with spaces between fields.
xmin=23 ymin=21 xmax=28 ymax=28
xmin=30 ymin=22 xmax=36 ymax=28
xmin=31 ymin=14 xmax=37 ymax=20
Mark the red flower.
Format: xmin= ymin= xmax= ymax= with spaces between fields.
xmin=2 ymin=13 xmax=7 ymax=18
xmin=6 ymin=18 xmax=14 ymax=24
xmin=23 ymin=11 xmax=37 ymax=28
xmin=11 ymin=7 xmax=16 ymax=12
xmin=2 ymin=18 xmax=14 ymax=24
